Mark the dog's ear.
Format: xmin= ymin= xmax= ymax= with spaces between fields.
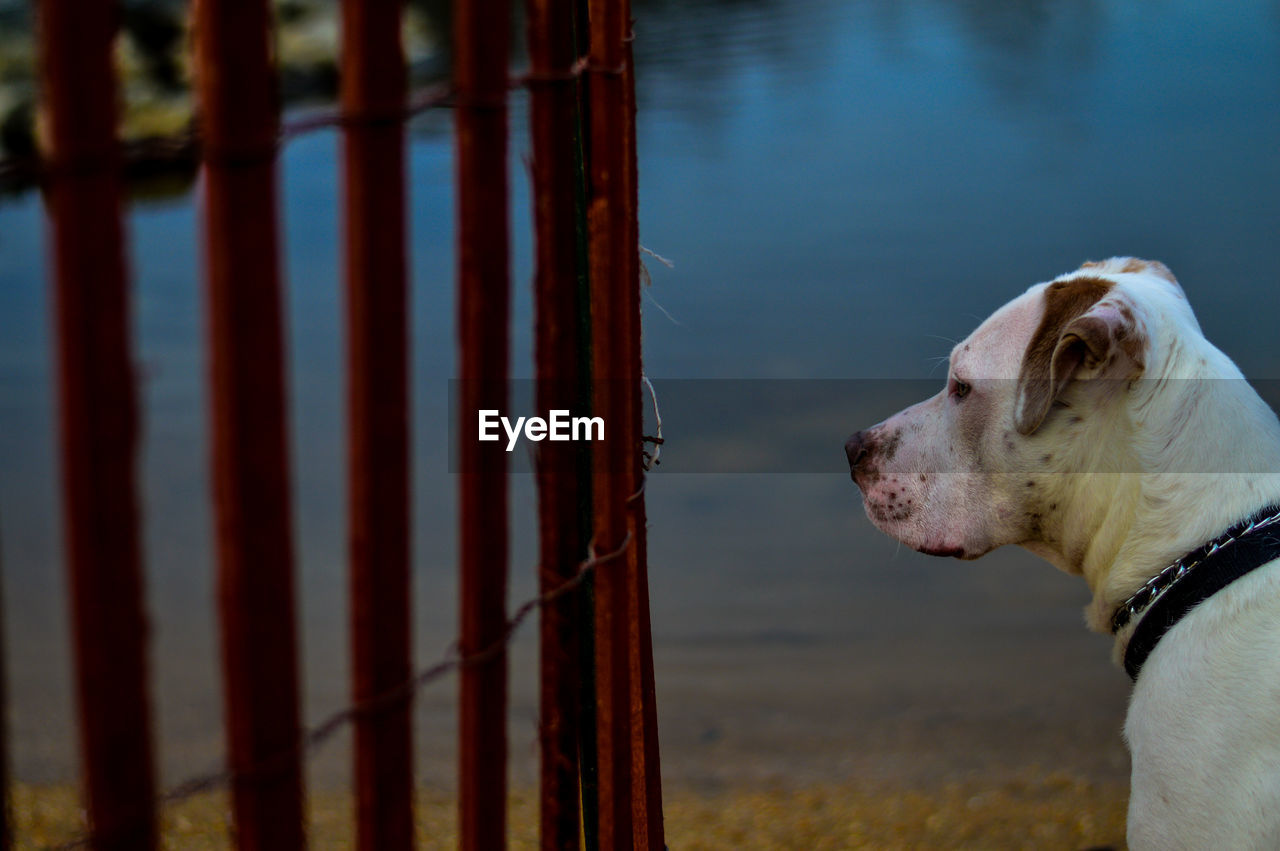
xmin=1014 ymin=279 xmax=1146 ymax=435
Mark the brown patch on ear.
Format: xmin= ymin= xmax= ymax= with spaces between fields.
xmin=1072 ymin=297 xmax=1148 ymax=374
xmin=1014 ymin=276 xmax=1113 ymax=435
xmin=1062 ymin=313 xmax=1114 ymax=367
xmin=1145 ymin=260 xmax=1177 ymax=285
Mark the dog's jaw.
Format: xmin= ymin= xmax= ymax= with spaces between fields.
xmin=915 ymin=544 xmax=968 ymax=559
xmin=853 ymin=449 xmax=1002 ymax=562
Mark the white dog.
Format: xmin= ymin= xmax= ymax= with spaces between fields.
xmin=845 ymin=258 xmax=1280 ymax=849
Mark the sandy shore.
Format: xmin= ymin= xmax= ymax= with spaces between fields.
xmin=13 ymin=772 xmax=1128 ymax=850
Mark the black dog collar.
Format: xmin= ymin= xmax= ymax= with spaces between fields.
xmin=1112 ymin=503 xmax=1280 ymax=681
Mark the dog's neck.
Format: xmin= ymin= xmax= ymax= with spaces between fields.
xmin=1024 ymin=365 xmax=1280 ymax=640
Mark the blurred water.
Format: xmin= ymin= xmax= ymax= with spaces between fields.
xmin=2 ymin=0 xmax=1279 ymax=792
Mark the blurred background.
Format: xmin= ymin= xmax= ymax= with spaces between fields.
xmin=1 ymin=0 xmax=1279 ymax=820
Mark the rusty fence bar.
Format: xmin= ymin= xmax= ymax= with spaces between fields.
xmin=571 ymin=1 xmax=602 ymax=841
xmin=620 ymin=27 xmax=666 ymax=848
xmin=193 ymin=0 xmax=307 ymax=848
xmin=0 ymin=521 xmax=8 ymax=851
xmin=526 ymin=0 xmax=591 ymax=846
xmin=454 ymin=0 xmax=513 ymax=845
xmin=586 ymin=0 xmax=639 ymax=843
xmin=37 ymin=1 xmax=159 ymax=848
xmin=338 ymin=0 xmax=415 ymax=849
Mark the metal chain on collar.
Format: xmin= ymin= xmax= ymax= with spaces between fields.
xmin=1111 ymin=504 xmax=1280 ymax=633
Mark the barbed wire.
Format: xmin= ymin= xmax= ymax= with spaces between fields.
xmin=48 ymin=524 xmax=636 ymax=851
xmin=641 ymin=373 xmax=664 ymax=471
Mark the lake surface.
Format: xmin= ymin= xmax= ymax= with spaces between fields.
xmin=2 ymin=0 xmax=1279 ymax=794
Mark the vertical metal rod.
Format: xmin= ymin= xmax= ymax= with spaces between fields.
xmin=571 ymin=4 xmax=601 ymax=843
xmin=193 ymin=1 xmax=307 ymax=848
xmin=339 ymin=2 xmax=415 ymax=850
xmin=587 ymin=0 xmax=635 ymax=843
xmin=37 ymin=1 xmax=158 ymax=847
xmin=627 ymin=504 xmax=664 ymax=849
xmin=620 ymin=27 xmax=666 ymax=850
xmin=526 ymin=0 xmax=589 ymax=846
xmin=454 ymin=0 xmax=512 ymax=844
xmin=0 ymin=520 xmax=9 ymax=851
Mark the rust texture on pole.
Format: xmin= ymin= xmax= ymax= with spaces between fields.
xmin=526 ymin=0 xmax=589 ymax=846
xmin=454 ymin=0 xmax=512 ymax=845
xmin=586 ymin=0 xmax=637 ymax=843
xmin=0 ymin=521 xmax=9 ymax=851
xmin=37 ymin=1 xmax=158 ymax=848
xmin=620 ymin=28 xmax=666 ymax=850
xmin=339 ymin=1 xmax=414 ymax=850
xmin=193 ymin=1 xmax=306 ymax=849
xmin=0 ymin=522 xmax=9 ymax=851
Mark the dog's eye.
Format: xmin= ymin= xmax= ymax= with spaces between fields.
xmin=950 ymin=377 xmax=971 ymax=400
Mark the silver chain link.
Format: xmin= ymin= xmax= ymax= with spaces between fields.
xmin=1113 ymin=505 xmax=1280 ymax=632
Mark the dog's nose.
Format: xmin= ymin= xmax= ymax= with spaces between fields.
xmin=845 ymin=430 xmax=871 ymax=472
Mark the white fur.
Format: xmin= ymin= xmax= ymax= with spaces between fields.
xmin=849 ymin=258 xmax=1280 ymax=848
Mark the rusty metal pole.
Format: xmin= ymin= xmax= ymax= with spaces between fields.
xmin=37 ymin=1 xmax=158 ymax=848
xmin=620 ymin=26 xmax=666 ymax=849
xmin=454 ymin=0 xmax=512 ymax=845
xmin=339 ymin=1 xmax=414 ymax=850
xmin=526 ymin=0 xmax=589 ymax=846
xmin=193 ymin=1 xmax=307 ymax=848
xmin=0 ymin=521 xmax=9 ymax=851
xmin=587 ymin=0 xmax=635 ymax=843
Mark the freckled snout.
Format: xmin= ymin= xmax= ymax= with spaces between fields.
xmin=845 ymin=430 xmax=872 ymax=481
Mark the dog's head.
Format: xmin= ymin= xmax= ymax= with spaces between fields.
xmin=846 ymin=258 xmax=1194 ymax=566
